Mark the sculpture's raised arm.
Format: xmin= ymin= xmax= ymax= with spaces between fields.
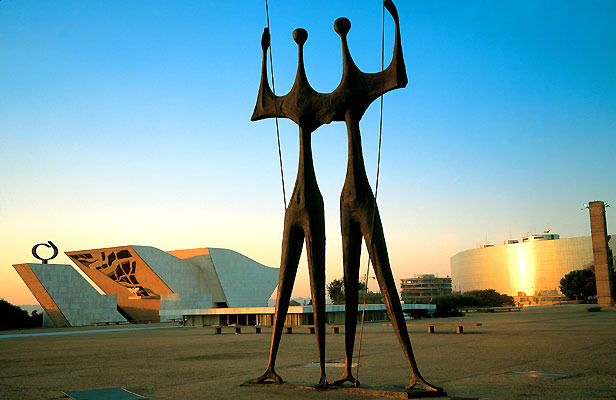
xmin=330 ymin=0 xmax=407 ymax=120
xmin=252 ymin=28 xmax=281 ymax=122
xmin=360 ymin=0 xmax=407 ymax=101
xmin=252 ymin=27 xmax=326 ymax=131
xmin=252 ymin=0 xmax=406 ymax=126
xmin=380 ymin=0 xmax=408 ymax=93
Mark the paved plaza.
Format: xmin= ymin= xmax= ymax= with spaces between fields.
xmin=1 ymin=305 xmax=614 ymax=399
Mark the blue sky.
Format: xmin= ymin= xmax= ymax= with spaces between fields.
xmin=1 ymin=0 xmax=614 ymax=304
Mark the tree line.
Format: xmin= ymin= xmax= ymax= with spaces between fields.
xmin=327 ymin=278 xmax=383 ymax=305
xmin=0 ymin=299 xmax=43 ymax=330
xmin=405 ymin=289 xmax=515 ymax=317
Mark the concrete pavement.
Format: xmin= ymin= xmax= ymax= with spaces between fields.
xmin=1 ymin=305 xmax=614 ymax=399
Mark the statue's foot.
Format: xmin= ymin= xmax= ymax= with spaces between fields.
xmin=406 ymin=375 xmax=443 ymax=393
xmin=248 ymin=368 xmax=283 ymax=384
xmin=314 ymin=374 xmax=329 ymax=389
xmin=333 ymin=371 xmax=360 ymax=387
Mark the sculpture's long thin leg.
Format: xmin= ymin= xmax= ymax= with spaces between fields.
xmin=250 ymin=220 xmax=304 ymax=384
xmin=305 ymin=218 xmax=329 ymax=388
xmin=334 ymin=213 xmax=362 ymax=387
xmin=361 ymin=203 xmax=443 ymax=393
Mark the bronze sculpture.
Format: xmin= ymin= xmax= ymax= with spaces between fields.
xmin=249 ymin=27 xmax=330 ymax=388
xmin=332 ymin=3 xmax=441 ymax=392
xmin=250 ymin=0 xmax=442 ymax=393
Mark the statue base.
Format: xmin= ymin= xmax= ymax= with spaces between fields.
xmin=240 ymin=381 xmax=453 ymax=399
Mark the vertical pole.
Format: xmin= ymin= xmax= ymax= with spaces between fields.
xmin=588 ymin=201 xmax=614 ymax=307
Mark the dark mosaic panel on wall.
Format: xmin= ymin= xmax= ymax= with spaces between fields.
xmin=69 ymin=249 xmax=151 ymax=296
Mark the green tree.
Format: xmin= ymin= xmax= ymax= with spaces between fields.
xmin=327 ymin=278 xmax=384 ymax=304
xmin=407 ymin=294 xmax=484 ymax=317
xmin=560 ymin=269 xmax=596 ymax=301
xmin=327 ymin=278 xmax=345 ymax=304
xmin=407 ymin=289 xmax=513 ymax=317
xmin=361 ymin=290 xmax=384 ymax=304
xmin=0 ymin=299 xmax=41 ymax=330
xmin=30 ymin=310 xmax=43 ymax=326
xmin=464 ymin=289 xmax=515 ymax=307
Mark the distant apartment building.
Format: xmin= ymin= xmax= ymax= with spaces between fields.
xmin=400 ymin=274 xmax=452 ymax=302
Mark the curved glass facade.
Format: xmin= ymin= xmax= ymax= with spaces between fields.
xmin=450 ymin=237 xmax=596 ymax=296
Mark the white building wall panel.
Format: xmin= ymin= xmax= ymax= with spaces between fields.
xmin=209 ymin=248 xmax=278 ymax=308
xmin=29 ymin=263 xmax=127 ymax=326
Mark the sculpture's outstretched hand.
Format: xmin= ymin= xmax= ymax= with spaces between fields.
xmin=261 ymin=27 xmax=270 ymax=51
xmin=383 ymin=0 xmax=399 ymax=22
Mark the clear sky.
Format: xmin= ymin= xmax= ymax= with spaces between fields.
xmin=1 ymin=0 xmax=614 ymax=305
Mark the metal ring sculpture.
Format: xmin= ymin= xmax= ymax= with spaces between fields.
xmin=32 ymin=241 xmax=59 ymax=264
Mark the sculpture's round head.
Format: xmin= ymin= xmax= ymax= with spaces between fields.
xmin=293 ymin=28 xmax=308 ymax=45
xmin=334 ymin=17 xmax=351 ymax=37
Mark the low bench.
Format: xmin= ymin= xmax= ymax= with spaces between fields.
xmin=207 ymin=325 xmax=263 ymax=334
xmin=90 ymin=321 xmax=130 ymax=326
xmin=284 ymin=325 xmax=343 ymax=334
xmin=490 ymin=307 xmax=522 ymax=312
xmin=408 ymin=322 xmax=482 ymax=334
xmin=384 ymin=322 xmax=482 ymax=334
xmin=462 ymin=307 xmax=522 ymax=313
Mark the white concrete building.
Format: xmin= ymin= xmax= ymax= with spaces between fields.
xmin=15 ymin=246 xmax=279 ymax=326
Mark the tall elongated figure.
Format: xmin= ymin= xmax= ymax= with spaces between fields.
xmin=332 ymin=2 xmax=441 ymax=392
xmin=250 ymin=0 xmax=441 ymax=392
xmin=249 ymin=28 xmax=329 ymax=387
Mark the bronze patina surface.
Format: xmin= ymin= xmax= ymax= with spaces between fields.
xmin=250 ymin=0 xmax=442 ymax=393
xmin=249 ymin=27 xmax=329 ymax=388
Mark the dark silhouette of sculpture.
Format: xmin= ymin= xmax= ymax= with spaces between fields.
xmin=250 ymin=0 xmax=442 ymax=393
xmin=249 ymin=28 xmax=329 ymax=388
xmin=330 ymin=2 xmax=441 ymax=393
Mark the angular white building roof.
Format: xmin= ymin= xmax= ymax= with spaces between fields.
xmin=15 ymin=245 xmax=279 ymax=326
